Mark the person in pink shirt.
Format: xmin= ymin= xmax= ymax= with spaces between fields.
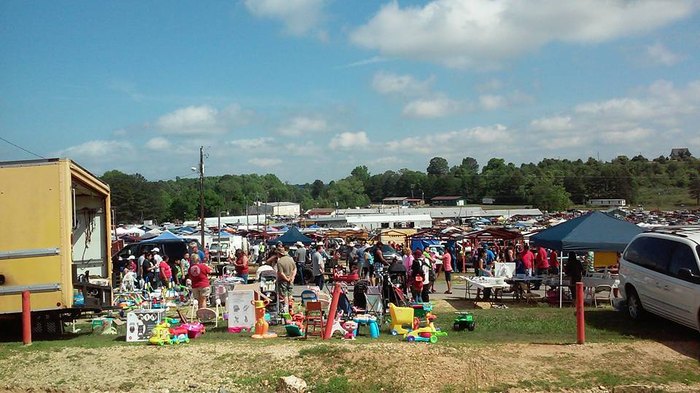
xmin=520 ymin=244 xmax=535 ymax=276
xmin=442 ymin=248 xmax=453 ymax=294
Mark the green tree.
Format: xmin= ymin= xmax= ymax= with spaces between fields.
xmin=427 ymin=157 xmax=449 ymax=176
xmin=689 ymin=172 xmax=700 ymax=205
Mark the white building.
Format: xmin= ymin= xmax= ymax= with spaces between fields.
xmin=346 ymin=214 xmax=433 ymax=230
xmin=248 ymin=202 xmax=301 ymax=217
xmin=588 ymin=199 xmax=626 ymax=207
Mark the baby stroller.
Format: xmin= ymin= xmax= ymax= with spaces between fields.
xmin=383 ymin=263 xmax=409 ymax=308
xmin=259 ymin=270 xmax=281 ymax=323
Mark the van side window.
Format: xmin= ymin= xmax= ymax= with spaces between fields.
xmin=668 ymin=244 xmax=700 ymax=278
xmin=625 ymin=237 xmax=673 ymax=273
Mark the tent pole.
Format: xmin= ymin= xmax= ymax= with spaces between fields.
xmin=559 ymin=250 xmax=563 ymax=308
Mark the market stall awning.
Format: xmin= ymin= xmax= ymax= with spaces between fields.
xmin=529 ymin=211 xmax=642 ymax=252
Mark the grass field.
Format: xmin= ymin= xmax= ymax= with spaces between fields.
xmin=1 ymin=300 xmax=699 ymax=392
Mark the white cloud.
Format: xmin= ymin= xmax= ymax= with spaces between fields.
xmin=248 ymin=158 xmax=282 ymax=168
xmin=145 ymin=137 xmax=172 ymax=151
xmin=228 ymin=137 xmax=273 ymax=151
xmin=329 ymin=131 xmax=369 ymax=150
xmin=387 ymin=124 xmax=513 ymax=154
xmin=403 ymin=96 xmax=463 ymax=118
xmin=372 ymin=71 xmax=433 ymax=96
xmin=244 ymin=0 xmax=328 ymax=37
xmin=478 ymin=95 xmax=506 ymax=111
xmin=530 ymin=116 xmax=574 ymax=132
xmin=285 ymin=141 xmax=323 ymax=157
xmin=112 ymin=129 xmax=127 ymax=137
xmin=646 ymin=42 xmax=682 ymax=66
xmin=59 ymin=140 xmax=133 ymax=158
xmin=155 ymin=104 xmax=251 ymax=135
xmin=476 ymin=79 xmax=504 ymax=92
xmin=600 ymin=127 xmax=654 ymax=144
xmin=341 ymin=56 xmax=390 ymax=69
xmin=277 ymin=116 xmax=327 ymax=137
xmin=350 ymin=0 xmax=697 ymax=68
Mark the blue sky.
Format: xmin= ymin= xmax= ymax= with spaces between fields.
xmin=2 ymin=0 xmax=700 ymax=184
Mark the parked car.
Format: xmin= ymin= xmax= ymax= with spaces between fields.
xmin=619 ymin=228 xmax=700 ymax=332
xmin=367 ymin=244 xmax=401 ymax=263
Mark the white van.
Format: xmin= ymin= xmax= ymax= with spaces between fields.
xmin=619 ymin=228 xmax=700 ymax=332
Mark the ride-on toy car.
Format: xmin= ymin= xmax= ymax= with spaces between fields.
xmin=453 ymin=312 xmax=475 ymax=331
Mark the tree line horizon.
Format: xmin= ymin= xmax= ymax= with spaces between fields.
xmin=101 ymin=152 xmax=700 ymax=224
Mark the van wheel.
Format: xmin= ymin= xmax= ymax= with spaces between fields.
xmin=627 ymin=287 xmax=645 ymax=320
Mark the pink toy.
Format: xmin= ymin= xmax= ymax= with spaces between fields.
xmin=227 ymin=326 xmax=250 ymax=333
xmin=169 ymin=326 xmax=188 ymax=337
xmin=182 ymin=322 xmax=205 ymax=339
xmin=342 ymin=321 xmax=358 ymax=340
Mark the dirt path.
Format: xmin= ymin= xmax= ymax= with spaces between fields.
xmin=1 ymin=339 xmax=698 ymax=393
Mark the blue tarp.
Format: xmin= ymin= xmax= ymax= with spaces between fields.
xmin=270 ymin=226 xmax=313 ymax=246
xmin=530 ymin=211 xmax=643 ymax=252
xmin=140 ymin=230 xmax=187 ymax=243
xmin=410 ymin=238 xmax=441 ymax=252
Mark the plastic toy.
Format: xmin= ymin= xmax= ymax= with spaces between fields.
xmin=353 ymin=314 xmax=379 ymax=338
xmin=389 ymin=303 xmax=415 ymax=335
xmin=228 ymin=326 xmax=251 ymax=333
xmin=282 ymin=312 xmax=305 ymax=337
xmin=453 ymin=312 xmax=475 ymax=331
xmin=149 ymin=322 xmax=172 ymax=345
xmin=342 ymin=321 xmax=358 ymax=340
xmin=182 ymin=322 xmax=205 ymax=339
xmin=251 ymin=299 xmax=277 ymax=339
xmin=170 ymin=333 xmax=190 ymax=344
xmin=169 ymin=325 xmax=188 ymax=337
xmin=404 ymin=320 xmax=447 ymax=344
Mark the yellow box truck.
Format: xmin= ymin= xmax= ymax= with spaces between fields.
xmin=0 ymin=158 xmax=113 ymax=333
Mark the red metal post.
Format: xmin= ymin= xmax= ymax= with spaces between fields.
xmin=322 ymin=283 xmax=342 ymax=340
xmin=575 ymin=282 xmax=585 ymax=344
xmin=22 ymin=290 xmax=32 ymax=346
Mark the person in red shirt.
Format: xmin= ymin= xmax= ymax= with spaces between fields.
xmin=549 ymin=249 xmax=559 ymax=275
xmin=159 ymin=256 xmax=172 ymax=287
xmin=534 ymin=245 xmax=550 ymax=276
xmin=188 ymin=254 xmax=212 ymax=309
xmin=442 ymin=248 xmax=453 ymax=294
xmin=520 ymin=244 xmax=535 ymax=276
xmin=233 ymin=249 xmax=249 ymax=283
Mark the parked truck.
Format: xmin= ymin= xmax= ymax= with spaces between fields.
xmin=0 ymin=158 xmax=113 ymax=334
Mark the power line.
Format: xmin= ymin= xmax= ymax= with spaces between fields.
xmin=0 ymin=136 xmax=45 ymax=159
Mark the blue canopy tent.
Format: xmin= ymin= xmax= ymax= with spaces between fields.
xmin=140 ymin=230 xmax=186 ymax=243
xmin=530 ymin=211 xmax=642 ymax=252
xmin=530 ymin=211 xmax=643 ymax=308
xmin=270 ymin=226 xmax=313 ymax=246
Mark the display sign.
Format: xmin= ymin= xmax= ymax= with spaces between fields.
xmin=227 ymin=290 xmax=255 ymax=330
xmin=126 ymin=309 xmax=166 ymax=342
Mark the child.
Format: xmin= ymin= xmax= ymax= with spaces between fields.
xmin=410 ymin=249 xmax=425 ymax=303
xmin=411 ymin=271 xmax=424 ymax=303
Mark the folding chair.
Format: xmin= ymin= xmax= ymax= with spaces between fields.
xmin=365 ymin=286 xmax=384 ymax=324
xmin=593 ymin=285 xmax=613 ymax=307
xmin=304 ymin=301 xmax=325 ymax=339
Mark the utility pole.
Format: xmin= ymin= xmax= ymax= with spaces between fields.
xmin=199 ymin=146 xmax=205 ymax=250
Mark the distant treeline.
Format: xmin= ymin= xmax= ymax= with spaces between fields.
xmin=102 ymin=153 xmax=700 ymax=224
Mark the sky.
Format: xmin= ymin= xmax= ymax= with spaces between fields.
xmin=1 ymin=0 xmax=700 ymax=184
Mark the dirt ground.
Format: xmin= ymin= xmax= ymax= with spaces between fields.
xmin=1 ymin=338 xmax=699 ymax=393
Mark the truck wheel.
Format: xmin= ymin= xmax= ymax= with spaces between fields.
xmin=406 ymin=335 xmax=415 ymax=342
xmin=467 ymin=322 xmax=475 ymax=331
xmin=429 ymin=335 xmax=438 ymax=344
xmin=627 ymin=287 xmax=645 ymax=321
